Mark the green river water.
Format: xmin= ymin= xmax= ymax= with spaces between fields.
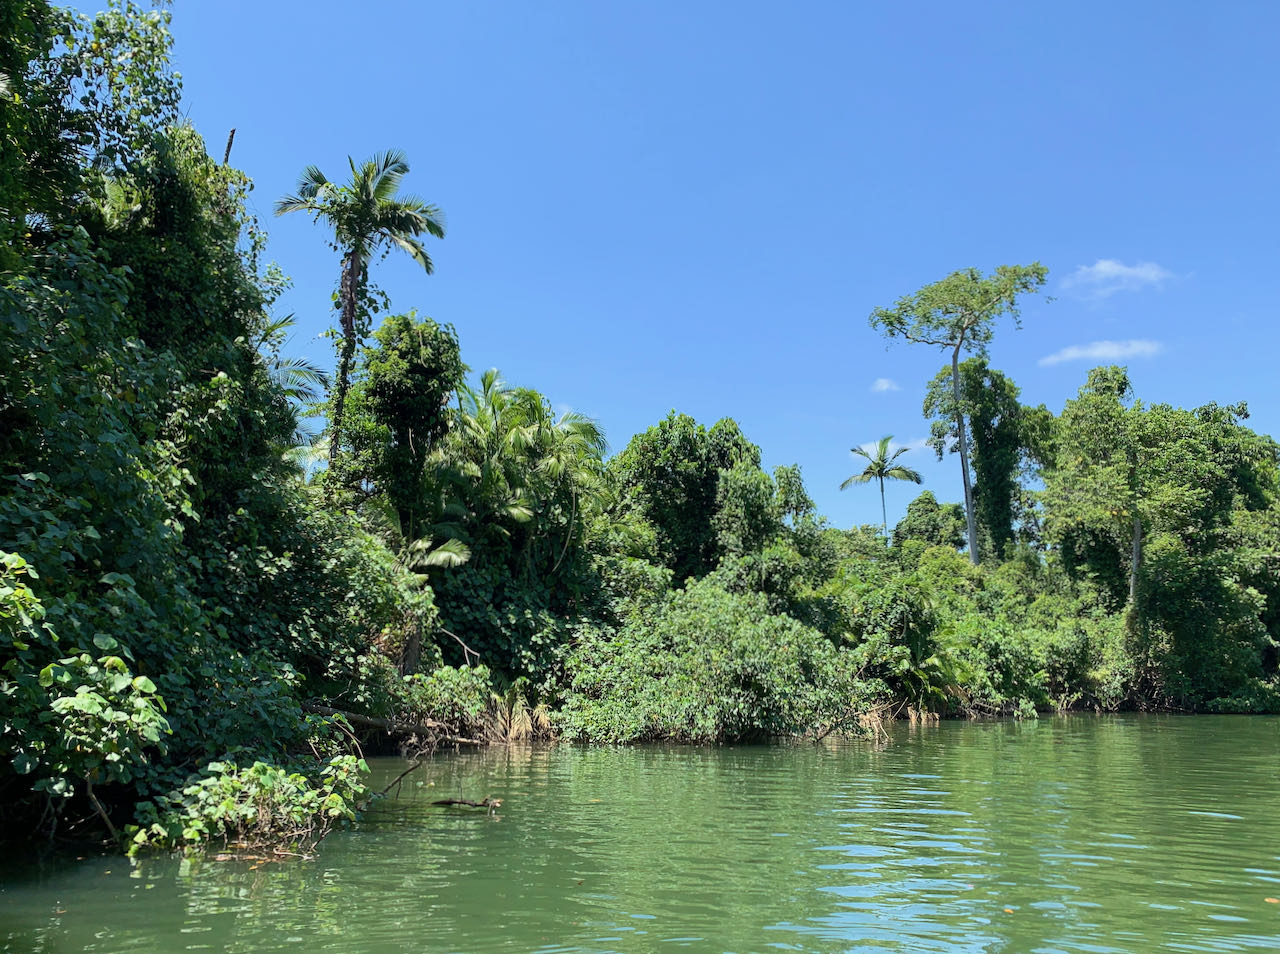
xmin=4 ymin=715 xmax=1280 ymax=953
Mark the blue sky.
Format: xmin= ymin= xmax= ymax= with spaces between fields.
xmin=131 ymin=1 xmax=1280 ymax=528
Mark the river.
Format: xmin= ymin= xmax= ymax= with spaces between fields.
xmin=4 ymin=715 xmax=1279 ymax=952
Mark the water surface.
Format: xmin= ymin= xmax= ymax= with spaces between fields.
xmin=4 ymin=715 xmax=1280 ymax=952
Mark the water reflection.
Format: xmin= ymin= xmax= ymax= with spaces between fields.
xmin=3 ymin=716 xmax=1279 ymax=953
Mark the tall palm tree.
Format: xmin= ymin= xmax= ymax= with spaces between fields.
xmin=841 ymin=436 xmax=924 ymax=532
xmin=274 ymin=150 xmax=445 ymax=470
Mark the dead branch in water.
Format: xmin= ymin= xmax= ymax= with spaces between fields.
xmin=378 ymin=761 xmax=424 ymax=798
xmin=431 ymin=796 xmax=502 ymax=815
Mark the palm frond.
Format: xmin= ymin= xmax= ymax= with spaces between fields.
xmin=367 ymin=149 xmax=411 ymax=199
xmin=275 ymin=167 xmax=333 ymax=215
xmin=282 ymin=439 xmax=328 ymax=478
xmin=501 ymin=498 xmax=535 ymax=524
xmin=364 ymin=493 xmax=404 ymax=539
xmin=381 ymin=198 xmax=447 ymax=238
xmin=842 ymin=436 xmax=921 ymax=493
xmin=885 ymin=464 xmax=924 ymax=484
xmin=256 ymin=314 xmax=296 ymax=345
xmin=273 ymin=193 xmax=318 ymax=216
xmin=296 ymin=164 xmax=332 ymax=197
xmin=388 ymin=232 xmax=435 ymax=274
xmin=406 ymin=536 xmax=471 ymax=569
xmin=271 ymin=356 xmax=330 ymax=402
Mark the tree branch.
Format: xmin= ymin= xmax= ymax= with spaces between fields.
xmin=301 ymin=702 xmax=485 ymax=746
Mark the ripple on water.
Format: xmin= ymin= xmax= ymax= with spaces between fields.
xmin=3 ymin=716 xmax=1280 ymax=953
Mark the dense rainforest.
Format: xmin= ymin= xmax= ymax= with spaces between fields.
xmin=3 ymin=1 xmax=1279 ymax=855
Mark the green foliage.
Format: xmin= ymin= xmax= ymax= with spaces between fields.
xmin=342 ymin=312 xmax=464 ymax=540
xmin=430 ymin=561 xmax=570 ymax=677
xmin=924 ymin=360 xmax=1029 ymax=559
xmin=613 ymin=412 xmax=761 ymax=581
xmin=708 ymin=544 xmax=808 ymax=618
xmin=588 ymin=554 xmax=673 ymax=623
xmin=869 ymin=264 xmax=1049 ymax=358
xmin=893 ymin=491 xmax=966 ymax=553
xmin=713 ymin=461 xmax=781 ymax=558
xmin=826 ymin=567 xmax=963 ymax=714
xmin=1 ymin=553 xmax=169 ymax=798
xmin=558 ymin=579 xmax=872 ymax=743
xmin=408 ymin=370 xmax=608 ymax=676
xmin=403 ymin=664 xmax=492 ymax=728
xmin=128 ymin=755 xmax=368 ymax=854
xmin=0 ymin=0 xmax=181 ymax=262
xmin=6 ymin=2 xmax=1280 ymax=865
xmin=0 ymin=10 xmax=424 ymax=846
xmin=1043 ymin=367 xmax=1280 ymax=707
xmin=870 ymin=264 xmax=1048 ymax=564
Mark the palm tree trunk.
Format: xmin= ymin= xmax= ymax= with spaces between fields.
xmin=879 ymin=476 xmax=887 ymax=533
xmin=951 ymin=345 xmax=980 ymax=565
xmin=327 ymin=249 xmax=361 ymax=473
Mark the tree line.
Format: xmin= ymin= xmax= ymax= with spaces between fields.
xmin=2 ymin=1 xmax=1279 ymax=854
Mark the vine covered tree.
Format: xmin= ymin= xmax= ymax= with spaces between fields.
xmin=343 ymin=312 xmax=464 ymax=543
xmin=892 ymin=491 xmax=967 ymax=550
xmin=869 ymin=264 xmax=1047 ymax=563
xmin=840 ymin=436 xmax=923 ymax=532
xmin=923 ymin=359 xmax=1027 ymax=561
xmin=275 ymin=150 xmax=445 ymax=471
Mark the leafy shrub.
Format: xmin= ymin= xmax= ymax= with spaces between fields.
xmin=128 ymin=755 xmax=368 ymax=854
xmin=557 ymin=579 xmax=873 ymax=743
xmin=403 ymin=664 xmax=493 ymax=728
xmin=2 ymin=552 xmax=169 ymax=799
xmin=707 ymin=544 xmax=806 ymax=617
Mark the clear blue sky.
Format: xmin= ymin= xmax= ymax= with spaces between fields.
xmin=137 ymin=1 xmax=1280 ymax=528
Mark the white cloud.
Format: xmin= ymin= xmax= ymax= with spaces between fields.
xmin=1038 ymin=339 xmax=1163 ymax=367
xmin=1061 ymin=259 xmax=1173 ymax=298
xmin=871 ymin=378 xmax=900 ymax=393
xmin=856 ymin=436 xmax=930 ymax=456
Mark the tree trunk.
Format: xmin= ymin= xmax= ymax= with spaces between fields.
xmin=301 ymin=702 xmax=484 ymax=746
xmin=879 ymin=476 xmax=887 ymax=533
xmin=951 ymin=346 xmax=980 ymax=564
xmin=326 ymin=249 xmax=361 ymax=473
xmin=1129 ymin=508 xmax=1142 ymax=605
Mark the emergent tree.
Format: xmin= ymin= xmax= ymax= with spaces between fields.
xmin=869 ymin=264 xmax=1047 ymax=563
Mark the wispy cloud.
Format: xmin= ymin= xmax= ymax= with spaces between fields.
xmin=855 ymin=436 xmax=929 ymax=456
xmin=871 ymin=378 xmax=900 ymax=393
xmin=1038 ymin=339 xmax=1163 ymax=367
xmin=1061 ymin=259 xmax=1173 ymax=298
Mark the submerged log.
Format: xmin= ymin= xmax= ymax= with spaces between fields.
xmin=431 ymin=796 xmax=502 ymax=814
